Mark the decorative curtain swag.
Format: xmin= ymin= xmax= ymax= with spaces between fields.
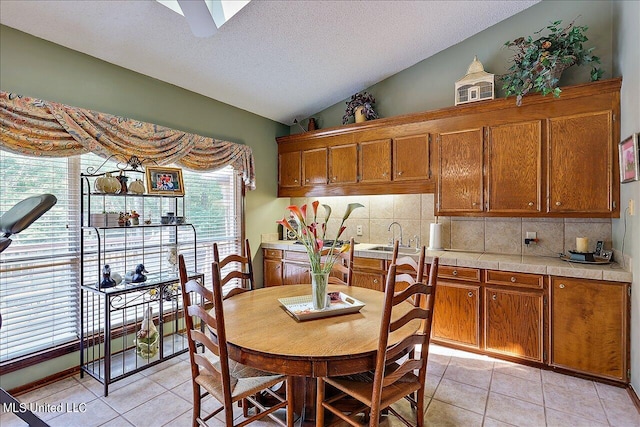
xmin=0 ymin=91 xmax=256 ymax=190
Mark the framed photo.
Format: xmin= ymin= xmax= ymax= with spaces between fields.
xmin=619 ymin=134 xmax=639 ymax=183
xmin=146 ymin=166 xmax=185 ymax=195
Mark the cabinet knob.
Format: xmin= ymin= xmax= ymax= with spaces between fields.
xmin=305 ymin=179 xmax=310 ymax=183
xmin=492 ymin=294 xmax=497 ymax=301
xmin=398 ymin=171 xmax=403 ymax=176
xmin=294 ymin=179 xmax=298 ymax=183
xmin=276 ymin=265 xmax=280 ymax=269
xmin=472 ymin=202 xmax=478 ymax=206
xmin=467 ymin=291 xmax=473 ymax=297
xmin=332 ymin=176 xmax=337 ymax=181
xmin=452 ymin=270 xmax=458 ymax=276
xmin=382 ymin=172 xmax=387 ymax=177
xmin=373 ymin=279 xmax=379 ymax=284
xmin=528 ymin=202 xmax=534 ymax=207
xmin=559 ymin=283 xmax=565 ymax=289
xmin=510 ymin=276 xmax=516 ymax=283
xmin=555 ymin=201 xmax=562 ymax=206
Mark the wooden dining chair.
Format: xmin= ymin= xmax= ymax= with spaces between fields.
xmin=322 ymin=237 xmax=355 ymax=286
xmin=316 ymin=257 xmax=439 ymax=427
xmin=214 ymin=239 xmax=254 ymax=298
xmin=178 ymin=255 xmax=295 ymax=427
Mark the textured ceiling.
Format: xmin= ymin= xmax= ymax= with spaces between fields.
xmin=0 ymin=0 xmax=539 ymax=125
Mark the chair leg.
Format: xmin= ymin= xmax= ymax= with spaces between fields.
xmin=286 ymin=377 xmax=294 ymax=427
xmin=316 ymin=377 xmax=325 ymax=427
xmin=416 ymin=387 xmax=425 ymax=427
xmin=192 ymin=384 xmax=201 ymax=427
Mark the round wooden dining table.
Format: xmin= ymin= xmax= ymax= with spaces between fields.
xmin=221 ymin=284 xmax=419 ymax=424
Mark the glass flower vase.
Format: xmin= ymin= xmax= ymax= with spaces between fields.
xmin=311 ymin=272 xmax=329 ymax=310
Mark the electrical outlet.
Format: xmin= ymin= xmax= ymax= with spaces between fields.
xmin=356 ymin=225 xmax=363 ymax=236
xmin=526 ymin=231 xmax=537 ymax=239
xmin=629 ymin=199 xmax=635 ymax=216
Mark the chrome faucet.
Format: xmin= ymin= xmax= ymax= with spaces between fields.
xmin=387 ymin=221 xmax=403 ymax=247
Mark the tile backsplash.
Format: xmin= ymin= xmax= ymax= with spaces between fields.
xmin=291 ymin=194 xmax=613 ymax=256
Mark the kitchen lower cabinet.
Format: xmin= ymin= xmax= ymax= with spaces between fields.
xmin=550 ymin=277 xmax=629 ymax=382
xmin=484 ymin=287 xmax=544 ymax=362
xmin=263 ymin=249 xmax=283 ymax=287
xmin=432 ymin=281 xmax=481 ymax=349
xmin=352 ymin=256 xmax=386 ymax=291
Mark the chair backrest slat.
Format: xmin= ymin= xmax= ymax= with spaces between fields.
xmin=214 ymin=239 xmax=255 ymax=291
xmin=320 ymin=237 xmax=355 ymax=286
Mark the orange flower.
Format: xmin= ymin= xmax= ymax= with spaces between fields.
xmin=542 ymin=41 xmax=551 ymax=49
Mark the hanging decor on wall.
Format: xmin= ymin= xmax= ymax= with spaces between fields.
xmin=455 ymin=56 xmax=495 ymax=106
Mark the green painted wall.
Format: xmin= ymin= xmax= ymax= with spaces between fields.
xmin=0 ymin=25 xmax=289 ymax=390
xmin=301 ymin=0 xmax=614 ymax=131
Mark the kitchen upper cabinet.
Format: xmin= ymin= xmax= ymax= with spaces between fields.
xmin=550 ymin=277 xmax=628 ymax=382
xmin=359 ymin=139 xmax=391 ymax=183
xmin=437 ymin=128 xmax=484 ymax=214
xmin=548 ymin=111 xmax=614 ymax=214
xmin=278 ymin=151 xmax=301 ymax=188
xmin=487 ymin=121 xmax=542 ymax=213
xmin=277 ymin=78 xmax=620 ymax=208
xmin=302 ymin=148 xmax=328 ymax=186
xmin=328 ymin=144 xmax=358 ymax=184
xmin=393 ymin=134 xmax=430 ymax=181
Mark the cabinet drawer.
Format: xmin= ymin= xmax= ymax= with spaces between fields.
xmin=353 ymin=257 xmax=385 ymax=271
xmin=437 ymin=265 xmax=481 ymax=282
xmin=485 ymin=270 xmax=544 ymax=289
xmin=263 ymin=249 xmax=283 ymax=260
xmin=284 ymin=251 xmax=309 ymax=261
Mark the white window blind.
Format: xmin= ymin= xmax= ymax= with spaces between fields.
xmin=0 ymin=152 xmax=80 ymax=362
xmin=0 ymin=151 xmax=242 ymax=362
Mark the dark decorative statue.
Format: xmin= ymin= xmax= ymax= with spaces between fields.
xmin=100 ymin=264 xmax=117 ymax=288
xmin=132 ymin=264 xmax=148 ymax=283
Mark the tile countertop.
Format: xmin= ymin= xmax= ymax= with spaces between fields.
xmin=260 ymin=241 xmax=633 ymax=284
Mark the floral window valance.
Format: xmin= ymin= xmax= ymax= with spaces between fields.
xmin=0 ymin=91 xmax=255 ymax=190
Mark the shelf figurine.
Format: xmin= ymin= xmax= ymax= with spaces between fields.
xmin=100 ymin=264 xmax=117 ymax=289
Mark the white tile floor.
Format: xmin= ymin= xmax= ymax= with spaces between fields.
xmin=1 ymin=345 xmax=639 ymax=426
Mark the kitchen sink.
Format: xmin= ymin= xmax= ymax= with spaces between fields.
xmin=368 ymin=245 xmax=420 ymax=254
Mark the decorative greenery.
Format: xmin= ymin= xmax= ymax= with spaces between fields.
xmin=278 ymin=201 xmax=363 ymax=274
xmin=342 ymin=91 xmax=378 ymax=124
xmin=501 ymin=19 xmax=604 ymax=106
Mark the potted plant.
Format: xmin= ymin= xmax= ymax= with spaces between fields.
xmin=342 ymin=91 xmax=379 ymax=124
xmin=501 ymin=19 xmax=604 ymax=106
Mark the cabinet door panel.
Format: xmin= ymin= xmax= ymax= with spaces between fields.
xmin=551 ymin=277 xmax=627 ymax=381
xmin=264 ymin=259 xmax=283 ymax=287
xmin=352 ymin=271 xmax=384 ymax=292
xmin=485 ymin=287 xmax=543 ymax=362
xmin=487 ymin=121 xmax=542 ymax=213
xmin=394 ymin=134 xmax=429 ymax=181
xmin=329 ymin=144 xmax=358 ymax=184
xmin=302 ymin=148 xmax=328 ymax=186
xmin=283 ymin=262 xmax=310 ymax=286
xmin=279 ymin=151 xmax=301 ymax=188
xmin=432 ymin=281 xmax=480 ymax=348
xmin=437 ymin=129 xmax=484 ymax=213
xmin=359 ymin=139 xmax=391 ymax=183
xmin=548 ymin=112 xmax=612 ymax=213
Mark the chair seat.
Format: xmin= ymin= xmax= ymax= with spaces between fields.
xmin=324 ymin=367 xmax=421 ymax=409
xmin=196 ymin=359 xmax=285 ymax=403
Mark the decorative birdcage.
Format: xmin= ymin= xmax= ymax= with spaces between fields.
xmin=455 ymin=56 xmax=494 ymax=105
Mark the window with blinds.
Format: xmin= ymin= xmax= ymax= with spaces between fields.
xmin=0 ymin=151 xmax=242 ymax=362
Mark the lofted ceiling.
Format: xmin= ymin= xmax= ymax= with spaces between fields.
xmin=0 ymin=0 xmax=539 ymax=125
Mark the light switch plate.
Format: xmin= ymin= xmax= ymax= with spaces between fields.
xmin=356 ymin=225 xmax=363 ymax=236
xmin=526 ymin=231 xmax=537 ymax=239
